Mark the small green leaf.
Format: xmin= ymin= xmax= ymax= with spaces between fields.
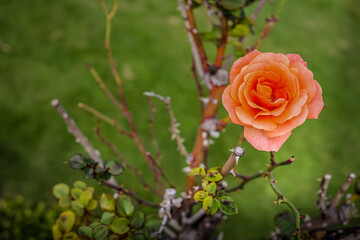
xmin=101 ymin=212 xmax=116 ymax=225
xmin=202 ymin=196 xmax=218 ymax=215
xmin=73 ymin=181 xmax=87 ymax=190
xmin=90 ymin=222 xmax=101 ymax=229
xmin=63 ymin=232 xmax=78 ymax=240
xmin=86 ymin=199 xmax=98 ymax=211
xmin=93 ymin=224 xmax=108 ymax=240
xmin=84 ymin=167 xmax=95 ymax=179
xmin=86 ymin=186 xmax=95 ymax=193
xmin=188 ymin=167 xmax=206 ymax=176
xmin=70 ymin=188 xmax=83 ymax=200
xmin=71 ymin=200 xmax=84 ymax=216
xmin=130 ymin=211 xmax=145 ymax=228
xmin=218 ymin=196 xmax=238 ymax=215
xmin=79 ymin=190 xmax=93 ymax=207
xmin=100 ymin=193 xmax=115 ymax=212
xmin=194 ymin=191 xmax=208 ymax=201
xmin=110 ymin=217 xmax=130 ymax=235
xmin=117 ymin=195 xmax=134 ymax=217
xmin=100 ymin=172 xmax=111 ymax=181
xmin=145 ymin=215 xmax=162 ymax=231
xmin=59 ymin=195 xmax=71 ymax=208
xmin=86 ymin=157 xmax=98 ymax=167
xmin=69 ymin=154 xmax=87 ymax=170
xmin=230 ymin=24 xmax=250 ymax=37
xmin=274 ymin=211 xmax=295 ymax=237
xmin=216 ymin=190 xmax=227 ymax=198
xmin=220 ymin=0 xmax=244 ymax=10
xmin=206 ymin=169 xmax=223 ymax=182
xmin=57 ymin=210 xmax=76 ymax=233
xmin=53 ymin=183 xmax=70 ymax=199
xmin=202 ymin=180 xmax=209 ymax=192
xmin=133 ymin=229 xmax=148 ymax=240
xmin=78 ymin=226 xmax=92 ymax=238
xmin=52 ymin=224 xmax=62 ymax=240
xmin=208 ymin=182 xmax=217 ymax=195
xmin=106 ymin=161 xmax=124 ymax=176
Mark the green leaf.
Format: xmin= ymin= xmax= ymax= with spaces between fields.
xmin=220 ymin=0 xmax=244 ymax=10
xmin=208 ymin=182 xmax=217 ymax=195
xmin=71 ymin=200 xmax=84 ymax=216
xmin=201 ymin=180 xmax=209 ymax=192
xmin=52 ymin=224 xmax=62 ymax=240
xmin=86 ymin=199 xmax=98 ymax=211
xmin=86 ymin=157 xmax=98 ymax=167
xmin=86 ymin=186 xmax=95 ymax=193
xmin=90 ymin=222 xmax=101 ymax=229
xmin=101 ymin=212 xmax=116 ymax=225
xmin=230 ymin=24 xmax=250 ymax=37
xmin=145 ymin=215 xmax=162 ymax=231
xmin=110 ymin=217 xmax=130 ymax=235
xmin=78 ymin=226 xmax=92 ymax=238
xmin=57 ymin=210 xmax=76 ymax=233
xmin=216 ymin=190 xmax=227 ymax=198
xmin=100 ymin=172 xmax=111 ymax=181
xmin=206 ymin=169 xmax=223 ymax=182
xmin=218 ymin=196 xmax=238 ymax=215
xmin=130 ymin=211 xmax=145 ymax=228
xmin=188 ymin=167 xmax=206 ymax=176
xmin=194 ymin=191 xmax=208 ymax=201
xmin=202 ymin=196 xmax=218 ymax=215
xmin=274 ymin=211 xmax=295 ymax=237
xmin=100 ymin=193 xmax=115 ymax=212
xmin=117 ymin=195 xmax=134 ymax=217
xmin=70 ymin=188 xmax=83 ymax=200
xmin=69 ymin=154 xmax=87 ymax=170
xmin=59 ymin=195 xmax=71 ymax=208
xmin=106 ymin=161 xmax=124 ymax=176
xmin=93 ymin=225 xmax=108 ymax=240
xmin=73 ymin=181 xmax=87 ymax=190
xmin=84 ymin=167 xmax=95 ymax=179
xmin=79 ymin=190 xmax=93 ymax=207
xmin=63 ymin=232 xmax=78 ymax=240
xmin=53 ymin=183 xmax=70 ymax=199
xmin=133 ymin=229 xmax=148 ymax=240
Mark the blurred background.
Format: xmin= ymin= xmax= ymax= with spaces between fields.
xmin=1 ymin=0 xmax=360 ymax=238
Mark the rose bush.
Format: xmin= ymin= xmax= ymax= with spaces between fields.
xmin=222 ymin=50 xmax=324 ymax=151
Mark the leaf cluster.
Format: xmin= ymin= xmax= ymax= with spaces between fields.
xmin=189 ymin=167 xmax=238 ymax=216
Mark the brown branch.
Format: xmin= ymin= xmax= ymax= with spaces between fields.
xmin=146 ymin=96 xmax=162 ymax=163
xmin=94 ymin=125 xmax=161 ymax=196
xmin=100 ymin=180 xmax=160 ymax=208
xmin=51 ymin=99 xmax=119 ymax=187
xmin=78 ymin=102 xmax=132 ymax=138
xmin=214 ymin=12 xmax=228 ymax=68
xmin=191 ymin=58 xmax=204 ymax=114
xmin=220 ymin=147 xmax=245 ymax=176
xmin=330 ymin=173 xmax=356 ymax=209
xmin=317 ymin=174 xmax=332 ymax=213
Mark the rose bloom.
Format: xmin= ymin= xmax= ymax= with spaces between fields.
xmin=222 ymin=50 xmax=324 ymax=151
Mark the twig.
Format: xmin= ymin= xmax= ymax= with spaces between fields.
xmin=100 ymin=180 xmax=160 ymax=208
xmin=94 ymin=125 xmax=161 ymax=196
xmin=177 ymin=0 xmax=208 ymax=77
xmin=191 ymin=58 xmax=204 ymax=113
xmin=214 ymin=11 xmax=228 ymax=68
xmin=51 ymin=99 xmax=119 ymax=187
xmin=204 ymin=0 xmax=216 ymax=27
xmin=220 ymin=147 xmax=245 ymax=176
xmin=144 ymin=92 xmax=189 ymax=158
xmin=251 ymin=0 xmax=267 ymax=21
xmin=317 ymin=174 xmax=332 ymax=213
xmin=146 ymin=96 xmax=162 ymax=163
xmin=269 ymin=172 xmax=301 ymax=237
xmin=78 ymin=102 xmax=132 ymax=138
xmin=330 ymin=173 xmax=356 ymax=209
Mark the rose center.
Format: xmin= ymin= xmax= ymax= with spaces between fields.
xmin=256 ymin=80 xmax=290 ymax=103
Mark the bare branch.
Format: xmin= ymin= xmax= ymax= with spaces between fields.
xmin=220 ymin=147 xmax=245 ymax=176
xmin=330 ymin=173 xmax=356 ymax=209
xmin=51 ymin=99 xmax=119 ymax=187
xmin=317 ymin=174 xmax=332 ymax=213
xmin=146 ymin=96 xmax=162 ymax=163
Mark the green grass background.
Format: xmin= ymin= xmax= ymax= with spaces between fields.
xmin=1 ymin=0 xmax=360 ymax=238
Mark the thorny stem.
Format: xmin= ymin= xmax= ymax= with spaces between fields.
xmin=94 ymin=125 xmax=161 ymax=196
xmin=51 ymin=99 xmax=119 ymax=188
xmin=78 ymin=102 xmax=132 ymax=138
xmin=100 ymin=180 xmax=160 ymax=208
xmin=330 ymin=173 xmax=356 ymax=209
xmin=269 ymin=172 xmax=301 ymax=238
xmin=146 ymin=96 xmax=162 ymax=163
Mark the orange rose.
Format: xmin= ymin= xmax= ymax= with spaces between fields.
xmin=222 ymin=50 xmax=324 ymax=151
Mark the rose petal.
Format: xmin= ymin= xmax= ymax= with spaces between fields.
xmin=286 ymin=54 xmax=307 ymax=67
xmin=265 ymin=105 xmax=308 ymax=137
xmin=307 ymin=81 xmax=324 ymax=119
xmin=272 ymin=89 xmax=308 ymax=124
xmin=292 ymin=62 xmax=316 ymax=103
xmin=222 ymin=85 xmax=245 ymax=125
xmin=251 ymin=52 xmax=290 ymax=66
xmin=235 ymin=106 xmax=277 ymax=131
xmin=244 ymin=127 xmax=291 ymax=152
xmin=229 ymin=50 xmax=261 ymax=83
